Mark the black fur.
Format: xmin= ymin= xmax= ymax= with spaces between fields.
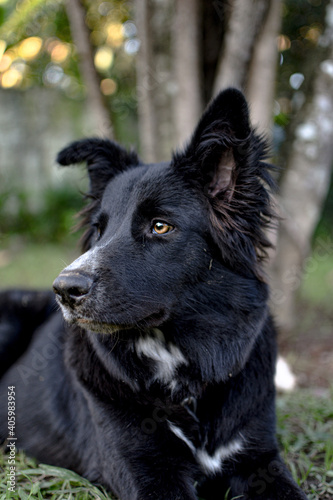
xmin=0 ymin=89 xmax=307 ymax=499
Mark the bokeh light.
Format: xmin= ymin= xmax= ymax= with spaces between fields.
xmin=94 ymin=46 xmax=114 ymax=71
xmin=100 ymin=77 xmax=117 ymax=95
xmin=18 ymin=37 xmax=42 ymax=60
xmin=289 ymin=73 xmax=305 ymax=90
xmin=1 ymin=67 xmax=22 ymax=88
xmin=0 ymin=53 xmax=12 ymax=72
xmin=277 ymin=35 xmax=291 ymax=51
xmin=50 ymin=42 xmax=70 ymax=63
xmin=106 ymin=23 xmax=124 ymax=47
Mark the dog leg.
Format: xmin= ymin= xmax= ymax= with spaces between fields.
xmin=0 ymin=290 xmax=56 ymax=377
xmin=198 ymin=452 xmax=307 ymax=500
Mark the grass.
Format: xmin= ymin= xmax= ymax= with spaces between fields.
xmin=0 ymin=390 xmax=332 ymax=499
xmin=299 ymin=241 xmax=333 ymax=310
xmin=0 ymin=453 xmax=114 ymax=499
xmin=0 ymin=240 xmax=79 ymax=290
xmin=276 ymin=389 xmax=333 ymax=499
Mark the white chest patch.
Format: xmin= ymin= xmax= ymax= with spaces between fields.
xmin=168 ymin=422 xmax=243 ymax=475
xmin=196 ymin=439 xmax=243 ymax=474
xmin=135 ymin=329 xmax=188 ymax=383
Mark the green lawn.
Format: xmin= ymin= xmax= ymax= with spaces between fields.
xmin=276 ymin=390 xmax=333 ymax=499
xmin=0 ymin=455 xmax=114 ymax=499
xmin=0 ymin=241 xmax=79 ymax=290
xmin=0 ymin=390 xmax=332 ymax=499
xmin=299 ymin=244 xmax=333 ymax=310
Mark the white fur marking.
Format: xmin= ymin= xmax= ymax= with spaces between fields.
xmin=135 ymin=334 xmax=187 ymax=383
xmin=196 ymin=440 xmax=243 ymax=474
xmin=168 ymin=421 xmax=243 ymax=474
xmin=167 ymin=422 xmax=196 ymax=454
xmin=168 ymin=380 xmax=179 ymax=392
xmin=58 ymin=303 xmax=72 ymax=321
xmin=63 ymin=237 xmax=115 ymax=273
xmin=64 ymin=247 xmax=98 ymax=272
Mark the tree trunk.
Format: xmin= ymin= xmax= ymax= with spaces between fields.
xmin=270 ymin=35 xmax=333 ymax=331
xmin=246 ymin=0 xmax=282 ymax=135
xmin=213 ymin=0 xmax=269 ymax=95
xmin=135 ymin=0 xmax=157 ymax=162
xmin=172 ymin=0 xmax=202 ymax=149
xmin=65 ymin=0 xmax=113 ymax=139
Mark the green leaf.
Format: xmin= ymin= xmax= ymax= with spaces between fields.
xmin=0 ymin=0 xmax=52 ymax=41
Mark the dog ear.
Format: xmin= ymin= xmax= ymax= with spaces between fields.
xmin=57 ymin=138 xmax=140 ymax=252
xmin=173 ymin=88 xmax=275 ymax=278
xmin=173 ymin=88 xmax=251 ymax=200
xmin=57 ymin=138 xmax=139 ymax=199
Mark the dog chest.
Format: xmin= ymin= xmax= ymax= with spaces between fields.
xmin=167 ymin=420 xmax=243 ymax=474
xmin=135 ymin=328 xmax=188 ymax=386
xmin=134 ymin=329 xmax=243 ymax=476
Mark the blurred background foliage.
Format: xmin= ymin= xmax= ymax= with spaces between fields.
xmin=0 ymin=0 xmax=330 ymax=143
xmin=0 ymin=0 xmax=332 ymax=241
xmin=0 ymin=0 xmax=138 ymax=140
xmin=0 ymin=0 xmax=332 ymax=361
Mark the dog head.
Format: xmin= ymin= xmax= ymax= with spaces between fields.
xmin=53 ymin=88 xmax=274 ymax=334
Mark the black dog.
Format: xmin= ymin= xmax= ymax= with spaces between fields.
xmin=0 ymin=89 xmax=307 ymax=499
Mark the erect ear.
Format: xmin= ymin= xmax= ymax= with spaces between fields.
xmin=173 ymin=88 xmax=251 ymax=200
xmin=173 ymin=88 xmax=275 ymax=278
xmin=57 ymin=138 xmax=139 ymax=199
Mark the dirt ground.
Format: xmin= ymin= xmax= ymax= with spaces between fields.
xmin=279 ymin=300 xmax=333 ymax=390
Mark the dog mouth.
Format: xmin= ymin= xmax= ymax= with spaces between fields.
xmin=76 ymin=318 xmax=128 ymax=334
xmin=62 ymin=308 xmax=169 ymax=334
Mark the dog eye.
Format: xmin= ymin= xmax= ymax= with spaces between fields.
xmin=92 ymin=224 xmax=102 ymax=241
xmin=92 ymin=213 xmax=108 ymax=242
xmin=152 ymin=221 xmax=174 ymax=235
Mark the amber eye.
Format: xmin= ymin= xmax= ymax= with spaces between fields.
xmin=152 ymin=221 xmax=174 ymax=235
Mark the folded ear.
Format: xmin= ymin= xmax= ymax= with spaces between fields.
xmin=57 ymin=138 xmax=139 ymax=199
xmin=57 ymin=138 xmax=140 ymax=252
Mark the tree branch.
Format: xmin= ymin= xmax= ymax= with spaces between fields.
xmin=65 ymin=0 xmax=113 ymax=138
xmin=172 ymin=0 xmax=202 ymax=148
xmin=213 ymin=0 xmax=269 ymax=95
xmin=135 ymin=0 xmax=157 ymax=162
xmin=246 ymin=0 xmax=281 ymax=134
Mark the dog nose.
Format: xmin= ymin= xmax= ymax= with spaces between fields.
xmin=53 ymin=272 xmax=93 ymax=305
